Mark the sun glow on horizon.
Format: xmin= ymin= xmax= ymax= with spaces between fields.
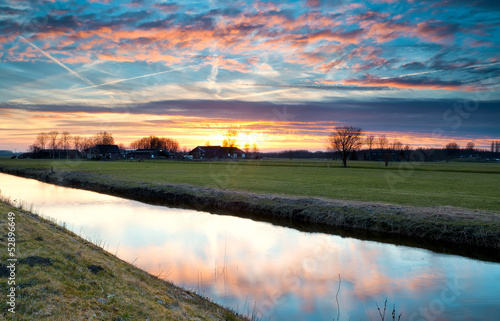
xmin=0 ymin=107 xmax=495 ymax=153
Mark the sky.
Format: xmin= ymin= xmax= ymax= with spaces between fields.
xmin=0 ymin=0 xmax=499 ymax=152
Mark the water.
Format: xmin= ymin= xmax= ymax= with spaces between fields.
xmin=1 ymin=173 xmax=499 ymax=320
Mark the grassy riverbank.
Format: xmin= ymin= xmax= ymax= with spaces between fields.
xmin=0 ymin=159 xmax=499 ymax=250
xmin=0 ymin=200 xmax=247 ymax=320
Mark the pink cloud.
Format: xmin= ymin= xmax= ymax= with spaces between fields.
xmin=415 ymin=21 xmax=458 ymax=43
xmin=97 ymin=53 xmax=136 ymax=62
xmin=153 ymin=3 xmax=180 ymax=13
xmin=305 ymin=0 xmax=321 ymax=7
xmin=316 ymin=60 xmax=344 ymax=73
xmin=254 ymin=1 xmax=281 ymax=12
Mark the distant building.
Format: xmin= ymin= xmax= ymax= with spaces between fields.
xmin=189 ymin=146 xmax=245 ymax=160
xmin=86 ymin=144 xmax=121 ymax=160
xmin=126 ymin=149 xmax=175 ymax=160
xmin=19 ymin=149 xmax=81 ymax=159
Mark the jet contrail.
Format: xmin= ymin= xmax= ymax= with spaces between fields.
xmin=384 ymin=61 xmax=500 ymax=79
xmin=6 ymin=65 xmax=195 ymax=103
xmin=221 ymin=88 xmax=294 ymax=100
xmin=382 ymin=69 xmax=443 ymax=79
xmin=68 ymin=65 xmax=193 ymax=92
xmin=19 ymin=36 xmax=95 ymax=86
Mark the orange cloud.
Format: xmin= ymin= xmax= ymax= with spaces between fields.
xmin=97 ymin=53 xmax=136 ymax=62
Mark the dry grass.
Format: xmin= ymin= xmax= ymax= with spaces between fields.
xmin=0 ymin=200 xmax=248 ymax=320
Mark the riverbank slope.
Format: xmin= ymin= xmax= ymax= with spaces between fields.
xmin=0 ymin=200 xmax=247 ymax=320
xmin=0 ymin=163 xmax=499 ymax=251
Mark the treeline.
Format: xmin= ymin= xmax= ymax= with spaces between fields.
xmin=130 ymin=136 xmax=179 ymax=153
xmin=29 ymin=132 xmax=182 ymax=153
xmin=29 ymin=131 xmax=115 ymax=153
xmin=263 ymin=147 xmax=499 ymax=162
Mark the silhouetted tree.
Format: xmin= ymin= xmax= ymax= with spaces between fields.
xmin=378 ymin=135 xmax=388 ymax=151
xmin=61 ymin=131 xmax=71 ymax=149
xmin=164 ymin=138 xmax=179 ymax=153
xmin=81 ymin=137 xmax=95 ymax=152
xmin=73 ymin=135 xmax=83 ymax=151
xmin=94 ymin=131 xmax=114 ymax=145
xmin=27 ymin=144 xmax=41 ymax=154
xmin=366 ymin=135 xmax=375 ymax=160
xmin=403 ymin=144 xmax=411 ymax=161
xmin=391 ymin=140 xmax=404 ymax=152
xmin=130 ymin=136 xmax=179 ymax=153
xmin=446 ymin=142 xmax=459 ymax=160
xmin=327 ymin=126 xmax=363 ymax=168
xmin=47 ymin=131 xmax=59 ymax=159
xmin=117 ymin=143 xmax=126 ymax=152
xmin=252 ymin=143 xmax=259 ymax=159
xmin=222 ymin=129 xmax=238 ymax=147
xmin=446 ymin=142 xmax=459 ymax=150
xmin=466 ymin=141 xmax=475 ymax=152
xmin=34 ymin=132 xmax=48 ymax=150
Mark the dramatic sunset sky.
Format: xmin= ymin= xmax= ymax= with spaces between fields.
xmin=1 ymin=0 xmax=499 ymax=152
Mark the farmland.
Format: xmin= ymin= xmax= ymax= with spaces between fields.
xmin=1 ymin=158 xmax=498 ymax=211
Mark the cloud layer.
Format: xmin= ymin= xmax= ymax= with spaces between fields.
xmin=0 ymin=0 xmax=499 ymax=150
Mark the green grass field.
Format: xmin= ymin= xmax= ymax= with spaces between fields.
xmin=1 ymin=158 xmax=499 ymax=211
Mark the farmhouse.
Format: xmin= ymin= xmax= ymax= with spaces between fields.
xmin=189 ymin=146 xmax=245 ymax=160
xmin=86 ymin=144 xmax=121 ymax=160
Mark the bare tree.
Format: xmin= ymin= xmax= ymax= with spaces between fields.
xmin=446 ymin=142 xmax=459 ymax=150
xmin=47 ymin=131 xmax=59 ymax=159
xmin=327 ymin=126 xmax=363 ymax=168
xmin=94 ymin=131 xmax=114 ymax=145
xmin=446 ymin=142 xmax=459 ymax=160
xmin=61 ymin=131 xmax=72 ymax=149
xmin=492 ymin=141 xmax=495 ymax=153
xmin=81 ymin=137 xmax=95 ymax=157
xmin=163 ymin=137 xmax=179 ymax=153
xmin=391 ymin=140 xmax=404 ymax=151
xmin=117 ymin=143 xmax=127 ymax=152
xmin=222 ymin=129 xmax=238 ymax=147
xmin=34 ymin=132 xmax=48 ymax=150
xmin=73 ymin=135 xmax=82 ymax=151
xmin=28 ymin=144 xmax=41 ymax=154
xmin=366 ymin=135 xmax=375 ymax=160
xmin=378 ymin=135 xmax=388 ymax=151
xmin=244 ymin=143 xmax=250 ymax=155
xmin=129 ymin=140 xmax=139 ymax=149
xmin=252 ymin=143 xmax=259 ymax=159
xmin=466 ymin=141 xmax=475 ymax=152
xmin=403 ymin=144 xmax=411 ymax=161
xmin=496 ymin=141 xmax=500 ymax=153
xmin=366 ymin=135 xmax=375 ymax=149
